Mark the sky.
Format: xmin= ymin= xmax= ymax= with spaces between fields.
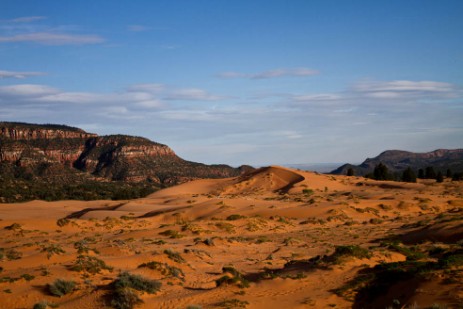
xmin=0 ymin=0 xmax=462 ymax=166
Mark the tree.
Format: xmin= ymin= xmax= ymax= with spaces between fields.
xmin=436 ymin=171 xmax=444 ymax=183
xmin=402 ymin=167 xmax=417 ymax=183
xmin=446 ymin=169 xmax=452 ymax=178
xmin=425 ymin=166 xmax=436 ymax=179
xmin=373 ymin=163 xmax=389 ymax=180
xmin=418 ymin=169 xmax=425 ymax=179
xmin=347 ymin=168 xmax=354 ymax=176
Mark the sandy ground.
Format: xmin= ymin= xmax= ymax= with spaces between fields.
xmin=0 ymin=166 xmax=462 ymax=308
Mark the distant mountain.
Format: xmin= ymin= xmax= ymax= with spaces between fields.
xmin=330 ymin=149 xmax=463 ymax=176
xmin=0 ymin=122 xmax=252 ymax=202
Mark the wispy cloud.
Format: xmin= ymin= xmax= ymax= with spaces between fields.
xmin=0 ymin=83 xmax=226 ymax=108
xmin=353 ymin=80 xmax=459 ymax=99
xmin=9 ymin=16 xmax=47 ymax=23
xmin=0 ymin=16 xmax=105 ymax=45
xmin=0 ymin=84 xmax=58 ymax=97
xmin=0 ymin=70 xmax=46 ymax=79
xmin=217 ymin=67 xmax=319 ymax=80
xmin=164 ymin=88 xmax=226 ymax=101
xmin=0 ymin=32 xmax=104 ymax=45
xmin=127 ymin=25 xmax=150 ymax=32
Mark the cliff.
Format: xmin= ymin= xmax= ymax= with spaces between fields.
xmin=0 ymin=122 xmax=250 ymax=202
xmin=331 ymin=149 xmax=463 ymax=176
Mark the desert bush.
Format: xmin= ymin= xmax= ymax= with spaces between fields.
xmin=110 ymin=272 xmax=161 ymax=309
xmin=226 ymin=214 xmax=245 ymax=221
xmin=41 ymin=244 xmax=66 ymax=259
xmin=159 ymin=229 xmax=184 ymax=239
xmin=69 ymin=255 xmax=113 ymax=274
xmin=302 ymin=189 xmax=314 ymax=196
xmin=56 ymin=218 xmax=70 ymax=227
xmin=138 ymin=261 xmax=184 ymax=279
xmin=216 ymin=266 xmax=249 ymax=288
xmin=215 ymin=298 xmax=249 ymax=308
xmin=164 ymin=249 xmax=185 ymax=264
xmin=329 ymin=245 xmax=372 ymax=264
xmin=48 ymin=279 xmax=76 ymax=297
xmin=20 ymin=273 xmax=35 ymax=281
xmin=4 ymin=248 xmax=22 ymax=260
xmin=111 ymin=286 xmax=142 ymax=309
xmin=112 ymin=272 xmax=162 ymax=294
xmin=4 ymin=223 xmax=22 ymax=231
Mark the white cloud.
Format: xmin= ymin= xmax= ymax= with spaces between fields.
xmin=127 ymin=83 xmax=165 ymax=93
xmin=8 ymin=16 xmax=47 ymax=23
xmin=164 ymin=88 xmax=226 ymax=101
xmin=217 ymin=67 xmax=319 ymax=79
xmin=0 ymin=70 xmax=46 ymax=79
xmin=353 ymin=80 xmax=458 ymax=99
xmin=0 ymin=84 xmax=58 ymax=97
xmin=127 ymin=25 xmax=150 ymax=32
xmin=291 ymin=93 xmax=342 ymax=102
xmin=0 ymin=32 xmax=104 ymax=45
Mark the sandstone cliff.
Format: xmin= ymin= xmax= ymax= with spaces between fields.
xmin=0 ymin=122 xmax=250 ymax=202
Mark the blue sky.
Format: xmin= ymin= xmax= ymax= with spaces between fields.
xmin=1 ymin=1 xmax=462 ymax=166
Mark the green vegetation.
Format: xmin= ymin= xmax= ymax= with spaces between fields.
xmin=138 ymin=261 xmax=185 ymax=280
xmin=164 ymin=249 xmax=186 ymax=264
xmin=47 ymin=279 xmax=76 ymax=297
xmin=110 ymin=272 xmax=161 ymax=309
xmin=216 ymin=266 xmax=250 ymax=288
xmin=401 ymin=167 xmax=417 ymax=183
xmin=159 ymin=229 xmax=184 ymax=239
xmin=69 ymin=255 xmax=113 ymax=274
xmin=41 ymin=244 xmax=66 ymax=259
xmin=0 ymin=165 xmax=157 ymax=202
xmin=226 ymin=214 xmax=245 ymax=221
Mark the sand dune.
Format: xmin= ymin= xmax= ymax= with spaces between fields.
xmin=0 ymin=166 xmax=462 ymax=308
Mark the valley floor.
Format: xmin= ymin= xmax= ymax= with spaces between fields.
xmin=0 ymin=166 xmax=462 ymax=309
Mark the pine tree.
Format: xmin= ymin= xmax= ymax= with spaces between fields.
xmin=373 ymin=163 xmax=389 ymax=180
xmin=436 ymin=171 xmax=444 ymax=183
xmin=425 ymin=166 xmax=436 ymax=179
xmin=446 ymin=169 xmax=452 ymax=178
xmin=418 ymin=169 xmax=425 ymax=179
xmin=402 ymin=167 xmax=417 ymax=183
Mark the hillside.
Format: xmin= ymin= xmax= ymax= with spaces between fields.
xmin=331 ymin=149 xmax=463 ymax=177
xmin=0 ymin=122 xmax=250 ymax=202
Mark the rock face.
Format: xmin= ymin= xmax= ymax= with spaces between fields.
xmin=0 ymin=122 xmax=247 ymax=185
xmin=331 ymin=149 xmax=463 ymax=176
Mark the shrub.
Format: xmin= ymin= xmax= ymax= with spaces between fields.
xmin=112 ymin=272 xmax=161 ymax=294
xmin=226 ymin=214 xmax=245 ymax=221
xmin=329 ymin=245 xmax=372 ymax=264
xmin=216 ymin=266 xmax=249 ymax=288
xmin=138 ymin=261 xmax=184 ymax=280
xmin=48 ymin=279 xmax=76 ymax=297
xmin=56 ymin=218 xmax=70 ymax=227
xmin=110 ymin=272 xmax=161 ymax=309
xmin=302 ymin=189 xmax=314 ymax=196
xmin=111 ymin=286 xmax=142 ymax=309
xmin=159 ymin=229 xmax=183 ymax=239
xmin=164 ymin=249 xmax=185 ymax=264
xmin=69 ymin=255 xmax=113 ymax=274
xmin=41 ymin=244 xmax=66 ymax=259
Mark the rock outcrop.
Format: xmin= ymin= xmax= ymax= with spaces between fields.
xmin=0 ymin=122 xmax=248 ymax=186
